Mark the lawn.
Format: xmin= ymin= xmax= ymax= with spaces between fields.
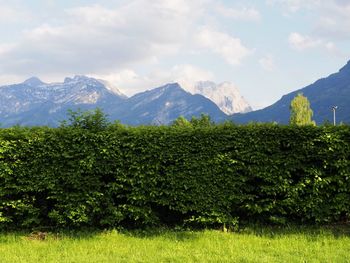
xmin=0 ymin=226 xmax=349 ymax=263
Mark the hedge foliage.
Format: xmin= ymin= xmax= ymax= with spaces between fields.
xmin=0 ymin=123 xmax=349 ymax=230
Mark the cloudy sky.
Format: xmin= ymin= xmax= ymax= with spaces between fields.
xmin=0 ymin=0 xmax=349 ymax=109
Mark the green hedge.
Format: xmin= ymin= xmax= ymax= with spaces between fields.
xmin=0 ymin=124 xmax=349 ymax=230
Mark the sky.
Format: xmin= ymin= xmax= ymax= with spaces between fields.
xmin=0 ymin=0 xmax=349 ymax=109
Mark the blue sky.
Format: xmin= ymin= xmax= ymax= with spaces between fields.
xmin=0 ymin=0 xmax=349 ymax=109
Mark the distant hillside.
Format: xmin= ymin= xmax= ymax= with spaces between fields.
xmin=232 ymin=60 xmax=350 ymax=124
xmin=109 ymin=83 xmax=227 ymax=125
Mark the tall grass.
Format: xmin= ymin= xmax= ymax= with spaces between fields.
xmin=0 ymin=227 xmax=349 ymax=262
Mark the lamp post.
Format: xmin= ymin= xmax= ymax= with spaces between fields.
xmin=332 ymin=106 xmax=338 ymax=126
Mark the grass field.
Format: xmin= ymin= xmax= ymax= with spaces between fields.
xmin=1 ymin=226 xmax=349 ymax=263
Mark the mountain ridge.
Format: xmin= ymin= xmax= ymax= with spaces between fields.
xmin=0 ymin=79 xmax=227 ymax=127
xmin=232 ymin=60 xmax=350 ymax=124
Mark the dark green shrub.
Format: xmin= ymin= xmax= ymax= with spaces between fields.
xmin=0 ymin=124 xmax=349 ymax=230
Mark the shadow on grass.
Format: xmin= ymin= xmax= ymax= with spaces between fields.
xmin=238 ymin=223 xmax=350 ymax=239
xmin=0 ymin=227 xmax=201 ymax=242
xmin=0 ymin=227 xmax=105 ymax=242
xmin=1 ymin=224 xmax=349 ymax=242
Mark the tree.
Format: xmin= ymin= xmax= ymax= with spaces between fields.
xmin=172 ymin=116 xmax=192 ymax=127
xmin=61 ymin=108 xmax=110 ymax=131
xmin=190 ymin=114 xmax=214 ymax=128
xmin=171 ymin=114 xmax=214 ymax=128
xmin=289 ymin=93 xmax=316 ymax=126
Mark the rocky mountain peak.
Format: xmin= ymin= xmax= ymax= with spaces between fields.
xmin=63 ymin=75 xmax=103 ymax=86
xmin=162 ymin=82 xmax=182 ymax=91
xmin=182 ymin=81 xmax=252 ymax=115
xmin=97 ymin=79 xmax=128 ymax=98
xmin=23 ymin=77 xmax=45 ymax=87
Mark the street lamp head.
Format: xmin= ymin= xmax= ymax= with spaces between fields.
xmin=332 ymin=106 xmax=338 ymax=126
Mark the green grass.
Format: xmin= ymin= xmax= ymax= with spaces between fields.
xmin=1 ymin=226 xmax=349 ymax=263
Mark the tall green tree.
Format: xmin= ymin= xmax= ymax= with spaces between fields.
xmin=289 ymin=93 xmax=316 ymax=126
xmin=61 ymin=108 xmax=110 ymax=131
xmin=190 ymin=114 xmax=214 ymax=128
xmin=172 ymin=116 xmax=192 ymax=127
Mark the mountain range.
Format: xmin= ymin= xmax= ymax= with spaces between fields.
xmin=0 ymin=60 xmax=349 ymax=127
xmin=0 ymin=76 xmax=239 ymax=127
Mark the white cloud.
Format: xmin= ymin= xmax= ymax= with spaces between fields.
xmin=0 ymin=0 xmax=208 ymax=75
xmin=169 ymin=64 xmax=215 ymax=90
xmin=216 ymin=4 xmax=261 ymax=22
xmin=325 ymin=42 xmax=336 ymax=52
xmin=288 ymin=32 xmax=341 ymax=54
xmin=0 ymin=4 xmax=31 ymax=23
xmin=0 ymin=6 xmax=19 ymax=21
xmin=259 ymin=55 xmax=275 ymax=71
xmin=288 ymin=32 xmax=322 ymax=50
xmin=266 ymin=0 xmax=320 ymax=12
xmin=0 ymin=43 xmax=16 ymax=56
xmin=94 ymin=69 xmax=143 ymax=96
xmin=195 ymin=27 xmax=253 ymax=65
xmin=313 ymin=3 xmax=350 ymax=40
xmin=94 ymin=64 xmax=214 ymax=96
xmin=269 ymin=0 xmax=350 ymax=40
xmin=0 ymin=0 xmax=256 ymax=93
